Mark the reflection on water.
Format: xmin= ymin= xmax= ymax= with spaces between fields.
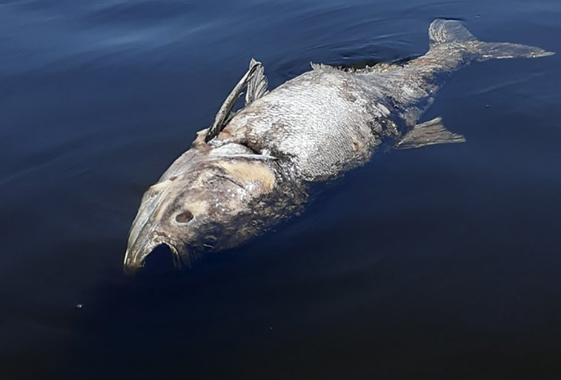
xmin=0 ymin=0 xmax=560 ymax=379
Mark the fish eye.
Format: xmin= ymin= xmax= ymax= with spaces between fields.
xmin=175 ymin=210 xmax=194 ymax=223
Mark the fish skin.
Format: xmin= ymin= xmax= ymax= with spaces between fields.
xmin=123 ymin=20 xmax=553 ymax=275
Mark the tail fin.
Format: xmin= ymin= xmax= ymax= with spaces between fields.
xmin=429 ymin=19 xmax=554 ymax=61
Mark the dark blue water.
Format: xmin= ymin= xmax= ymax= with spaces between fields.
xmin=1 ymin=0 xmax=560 ymax=379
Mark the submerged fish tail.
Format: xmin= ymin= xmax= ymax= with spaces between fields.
xmin=389 ymin=20 xmax=553 ymax=147
xmin=429 ymin=19 xmax=554 ymax=61
xmin=397 ymin=19 xmax=553 ymax=102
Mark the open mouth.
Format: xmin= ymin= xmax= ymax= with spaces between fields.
xmin=124 ymin=241 xmax=184 ymax=276
xmin=141 ymin=244 xmax=179 ymax=275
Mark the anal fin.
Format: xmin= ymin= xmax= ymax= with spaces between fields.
xmin=397 ymin=117 xmax=466 ymax=150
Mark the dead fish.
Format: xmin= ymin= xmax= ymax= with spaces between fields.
xmin=123 ymin=19 xmax=553 ymax=275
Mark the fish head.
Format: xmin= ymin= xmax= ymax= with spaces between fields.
xmin=123 ymin=151 xmax=279 ymax=276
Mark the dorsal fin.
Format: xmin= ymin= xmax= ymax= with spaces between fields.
xmin=311 ymin=61 xmax=404 ymax=74
xmin=205 ymin=59 xmax=263 ymax=143
xmin=245 ymin=58 xmax=268 ymax=105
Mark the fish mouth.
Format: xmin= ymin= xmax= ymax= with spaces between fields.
xmin=123 ymin=239 xmax=184 ymax=276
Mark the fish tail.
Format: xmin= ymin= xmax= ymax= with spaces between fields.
xmin=428 ymin=19 xmax=554 ymax=61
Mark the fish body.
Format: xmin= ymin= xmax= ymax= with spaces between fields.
xmin=124 ymin=20 xmax=553 ymax=274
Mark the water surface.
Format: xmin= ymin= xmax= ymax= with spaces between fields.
xmin=1 ymin=0 xmax=560 ymax=379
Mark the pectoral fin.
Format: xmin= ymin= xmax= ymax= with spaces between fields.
xmin=245 ymin=58 xmax=268 ymax=105
xmin=205 ymin=59 xmax=263 ymax=143
xmin=213 ymin=154 xmax=277 ymax=161
xmin=397 ymin=117 xmax=466 ymax=150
